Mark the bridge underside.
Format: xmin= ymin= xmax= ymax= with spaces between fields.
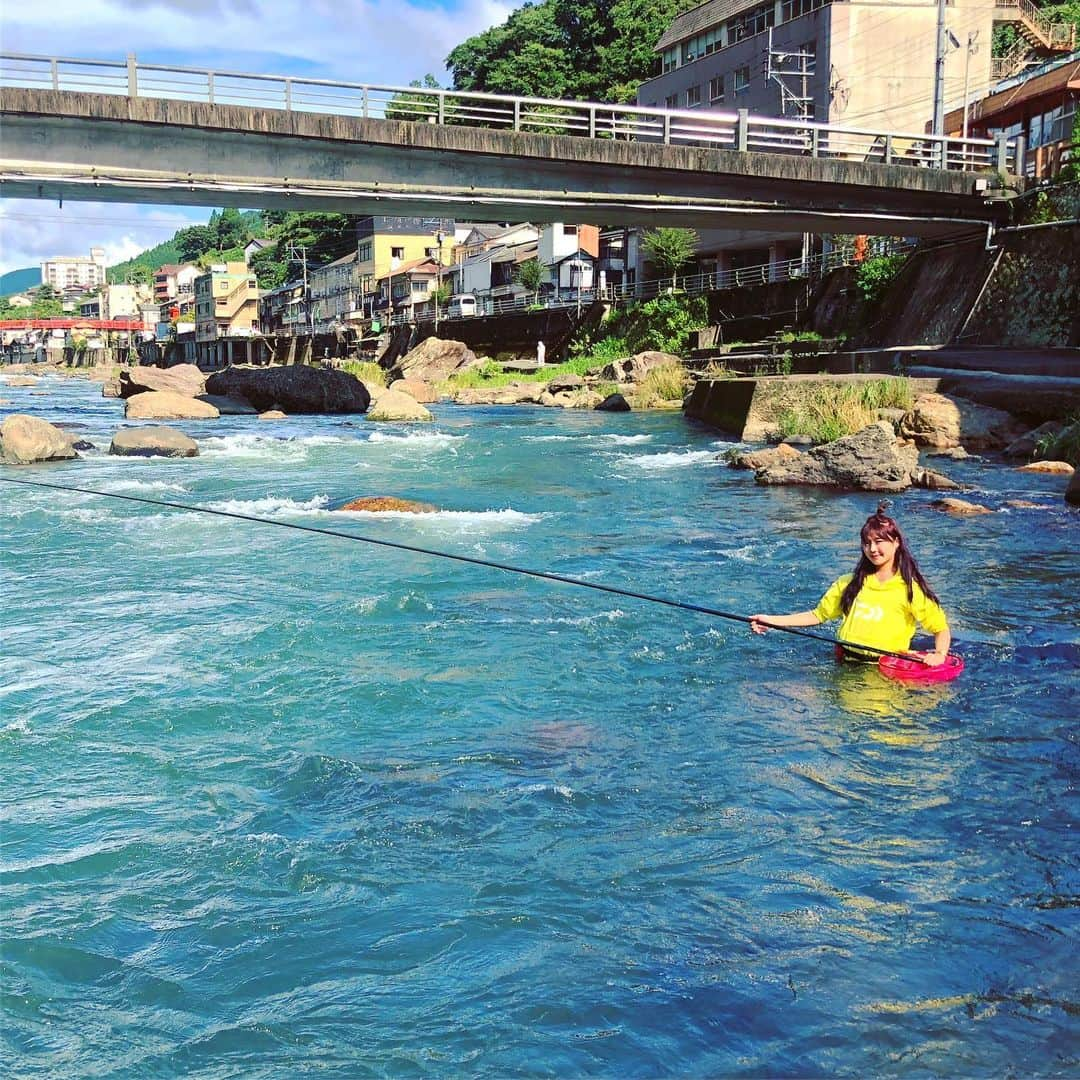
xmin=0 ymin=90 xmax=1012 ymax=239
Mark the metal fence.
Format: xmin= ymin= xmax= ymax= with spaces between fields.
xmin=0 ymin=52 xmax=1022 ymax=174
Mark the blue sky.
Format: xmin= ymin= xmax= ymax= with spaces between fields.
xmin=0 ymin=0 xmax=512 ymax=277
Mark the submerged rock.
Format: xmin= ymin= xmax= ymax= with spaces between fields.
xmin=913 ymin=467 xmax=961 ymax=491
xmin=337 ymin=497 xmax=437 ymax=513
xmin=1017 ymin=460 xmax=1074 ymax=475
xmin=930 ymin=497 xmax=992 ymax=515
xmin=0 ymin=414 xmax=79 ymax=464
xmin=110 ymin=426 xmax=199 ymax=458
xmin=205 ymin=365 xmax=370 ymax=414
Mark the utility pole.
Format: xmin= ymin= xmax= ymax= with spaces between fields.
xmin=765 ymin=27 xmax=815 ymax=120
xmin=932 ymin=0 xmax=948 ymax=135
xmin=962 ymin=30 xmax=979 ymax=142
xmin=286 ymin=241 xmax=312 ymax=337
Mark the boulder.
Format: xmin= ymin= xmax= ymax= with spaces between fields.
xmin=900 ymin=392 xmax=1026 ymax=450
xmin=197 ymin=393 xmax=257 ymax=415
xmin=109 ymin=426 xmax=199 ymax=458
xmin=755 ymin=421 xmax=919 ymax=491
xmin=1066 ymin=471 xmax=1080 ymax=507
xmin=4 ymin=376 xmax=39 ymax=387
xmin=125 ymin=390 xmax=220 ymax=420
xmin=453 ymin=383 xmax=545 ymax=405
xmin=366 ymin=388 xmax=433 ymax=422
xmin=205 ymin=365 xmax=370 ymax=414
xmin=1003 ymin=421 xmax=1064 ymax=460
xmin=258 ymin=410 xmax=287 ymax=420
xmin=913 ymin=467 xmax=961 ymax=491
xmin=930 ymin=497 xmax=992 ymax=515
xmin=539 ymin=389 xmax=605 ymax=410
xmin=1004 ymin=499 xmax=1053 ymax=510
xmin=1017 ymin=460 xmax=1074 ymax=475
xmin=337 ymin=497 xmax=437 ymax=513
xmin=601 ymin=351 xmax=680 ymax=384
xmin=102 ymin=381 xmax=122 ymax=398
xmin=924 ymin=446 xmax=970 ymax=460
xmin=596 ymin=392 xmax=631 ymax=412
xmin=388 ymin=378 xmax=438 ymax=403
xmin=387 ymin=338 xmax=478 ymax=383
xmin=0 ymin=414 xmax=79 ymax=464
xmin=729 ymin=443 xmax=801 ymax=471
xmin=547 ymin=373 xmax=585 ymax=393
xmin=119 ymin=363 xmax=206 ymax=400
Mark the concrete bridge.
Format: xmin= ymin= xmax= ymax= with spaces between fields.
xmin=0 ymin=54 xmax=1026 ymax=239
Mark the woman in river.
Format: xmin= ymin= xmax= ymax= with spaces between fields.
xmin=750 ymin=502 xmax=951 ymax=666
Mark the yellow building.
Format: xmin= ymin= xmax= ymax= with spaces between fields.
xmin=194 ymin=262 xmax=260 ymax=367
xmin=355 ymin=217 xmax=455 ymax=317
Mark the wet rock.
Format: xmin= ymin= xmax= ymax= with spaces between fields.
xmin=258 ymin=410 xmax=287 ymax=420
xmin=205 ymin=365 xmax=370 ymax=414
xmin=596 ymin=392 xmax=631 ymax=412
xmin=388 ymin=378 xmax=438 ymax=403
xmin=930 ymin=497 xmax=992 ymax=515
xmin=125 ymin=390 xmax=220 ymax=420
xmin=600 ymin=351 xmax=680 ymax=384
xmin=900 ymin=392 xmax=1026 ymax=450
xmin=547 ymin=373 xmax=585 ymax=393
xmin=782 ymin=434 xmax=815 ymax=446
xmin=110 ymin=426 xmax=198 ymax=458
xmin=337 ymin=497 xmax=437 ymax=513
xmin=1017 ymin=460 xmax=1074 ymax=475
xmin=1067 ymin=471 xmax=1080 ymax=506
xmin=729 ymin=443 xmax=801 ymax=470
xmin=197 ymin=393 xmax=257 ymax=415
xmin=755 ymin=422 xmax=918 ymax=492
xmin=913 ymin=467 xmax=961 ymax=491
xmin=924 ymin=446 xmax=970 ymax=460
xmin=539 ymin=389 xmax=605 ymax=410
xmin=0 ymin=414 xmax=79 ymax=464
xmin=1003 ymin=421 xmax=1064 ymax=460
xmin=388 ymin=338 xmax=478 ymax=383
xmin=102 ymin=381 xmax=122 ymax=398
xmin=453 ymin=383 xmax=545 ymax=406
xmin=3 ymin=376 xmax=39 ymax=387
xmin=119 ymin=363 xmax=206 ymax=400
xmin=366 ymin=388 xmax=433 ymax=422
xmin=1004 ymin=499 xmax=1053 ymax=510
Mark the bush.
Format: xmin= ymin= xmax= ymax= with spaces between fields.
xmin=776 ymin=379 xmax=914 ymax=443
xmin=634 ymin=361 xmax=690 ymax=407
xmin=341 ymin=361 xmax=388 ymax=387
xmin=854 ymin=254 xmax=908 ymax=305
xmin=1036 ymin=418 xmax=1080 ymax=465
xmin=619 ymin=294 xmax=709 ymax=356
xmin=569 ymin=335 xmax=629 ymax=366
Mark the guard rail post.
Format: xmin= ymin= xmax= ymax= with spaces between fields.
xmin=1013 ymin=134 xmax=1026 ymax=176
xmin=207 ymin=72 xmax=215 ymax=107
xmin=736 ymin=109 xmax=748 ymax=153
xmin=884 ymin=135 xmax=894 ymax=165
xmin=126 ymin=53 xmax=138 ymax=98
xmin=50 ymin=58 xmax=59 ymax=91
xmin=994 ymin=132 xmax=1009 ymax=174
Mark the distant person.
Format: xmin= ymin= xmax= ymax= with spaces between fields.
xmin=750 ymin=502 xmax=951 ymax=666
xmin=536 ymin=340 xmax=546 ymax=366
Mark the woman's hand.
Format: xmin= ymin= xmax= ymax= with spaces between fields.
xmin=750 ymin=616 xmax=771 ymax=635
xmin=921 ymin=649 xmax=947 ymax=667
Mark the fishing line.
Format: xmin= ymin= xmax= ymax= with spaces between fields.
xmin=0 ymin=476 xmax=929 ymax=664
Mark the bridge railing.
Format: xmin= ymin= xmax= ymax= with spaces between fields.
xmin=0 ymin=51 xmax=1021 ymax=175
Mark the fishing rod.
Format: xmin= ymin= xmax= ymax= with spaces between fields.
xmin=0 ymin=476 xmax=929 ymax=665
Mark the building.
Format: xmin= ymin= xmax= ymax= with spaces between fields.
xmin=41 ymin=247 xmax=107 ymax=292
xmin=153 ymin=263 xmax=200 ymax=304
xmin=355 ymin=217 xmax=455 ymax=317
xmin=639 ymin=0 xmax=1073 ymax=134
xmin=537 ymin=223 xmax=599 ymax=299
xmin=944 ymin=53 xmax=1079 ymax=180
xmin=453 ymin=223 xmax=539 ymax=265
xmin=371 ymin=258 xmax=442 ymax=323
xmin=259 ymin=281 xmax=307 ymax=336
xmin=309 ymin=252 xmax=368 ymax=334
xmin=194 ymin=262 xmax=260 ymax=365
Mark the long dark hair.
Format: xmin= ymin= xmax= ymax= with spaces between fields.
xmin=840 ymin=501 xmax=939 ymax=614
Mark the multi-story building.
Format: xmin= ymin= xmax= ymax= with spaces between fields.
xmin=259 ymin=281 xmax=308 ymax=336
xmin=41 ymin=247 xmax=107 ymax=292
xmin=309 ymin=252 xmax=369 ymax=334
xmin=194 ymin=262 xmax=260 ymax=365
xmin=355 ymin=217 xmax=455 ymax=316
xmin=153 ymin=263 xmax=200 ymax=305
xmin=371 ymin=258 xmax=442 ymax=323
xmin=945 ymin=52 xmax=1079 ymax=180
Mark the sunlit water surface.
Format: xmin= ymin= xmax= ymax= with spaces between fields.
xmin=2 ymin=374 xmax=1077 ymax=1077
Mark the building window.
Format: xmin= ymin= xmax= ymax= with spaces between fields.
xmin=686 ymin=85 xmax=702 ymax=107
xmin=358 ymin=241 xmax=373 ymax=262
xmin=782 ymin=0 xmax=827 ymax=21
xmin=734 ymin=66 xmax=751 ymax=95
xmin=662 ymin=48 xmax=678 ymax=74
xmin=665 ymin=93 xmax=678 ymax=109
xmin=391 ymin=246 xmax=405 ymax=260
xmin=709 ymin=76 xmax=725 ymax=104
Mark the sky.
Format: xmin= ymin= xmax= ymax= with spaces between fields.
xmin=0 ymin=0 xmax=513 ymax=278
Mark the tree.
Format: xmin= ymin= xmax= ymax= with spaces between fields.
xmin=1058 ymin=111 xmax=1080 ymax=184
xmin=641 ymin=227 xmax=699 ymax=289
xmin=386 ymin=74 xmax=442 ymax=122
xmin=176 ymin=224 xmax=216 ymax=263
xmin=515 ymin=257 xmax=544 ymax=304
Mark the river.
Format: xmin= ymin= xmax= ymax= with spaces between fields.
xmin=2 ymin=373 xmax=1077 ymax=1076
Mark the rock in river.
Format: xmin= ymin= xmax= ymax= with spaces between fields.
xmin=119 ymin=363 xmax=206 ymax=400
xmin=110 ymin=426 xmax=199 ymax=458
xmin=337 ymin=497 xmax=437 ymax=513
xmin=0 ymin=414 xmax=79 ymax=464
xmin=205 ymin=365 xmax=370 ymax=414
xmin=125 ymin=390 xmax=220 ymax=420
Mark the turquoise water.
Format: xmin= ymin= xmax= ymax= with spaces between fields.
xmin=2 ymin=374 xmax=1077 ymax=1077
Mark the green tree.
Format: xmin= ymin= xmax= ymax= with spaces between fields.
xmin=176 ymin=224 xmax=216 ymax=262
xmin=387 ymin=74 xmax=443 ymax=122
xmin=1058 ymin=111 xmax=1080 ymax=183
xmin=641 ymin=227 xmax=699 ymax=289
xmin=249 ymin=246 xmax=289 ymax=289
xmin=515 ymin=257 xmax=544 ymax=304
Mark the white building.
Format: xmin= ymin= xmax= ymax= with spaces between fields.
xmin=41 ymin=247 xmax=107 ymax=292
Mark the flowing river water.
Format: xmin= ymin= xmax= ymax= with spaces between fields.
xmin=2 ymin=374 xmax=1077 ymax=1077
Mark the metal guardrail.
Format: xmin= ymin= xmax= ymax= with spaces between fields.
xmin=0 ymin=52 xmax=1022 ymax=174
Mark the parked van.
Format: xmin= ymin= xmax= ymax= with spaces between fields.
xmin=446 ymin=294 xmax=476 ymax=318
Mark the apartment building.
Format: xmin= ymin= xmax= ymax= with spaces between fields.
xmin=41 ymin=247 xmax=107 ymax=292
xmin=354 ymin=217 xmax=455 ymax=312
xmin=194 ymin=263 xmax=260 ymax=365
xmin=154 ymin=263 xmax=200 ymax=304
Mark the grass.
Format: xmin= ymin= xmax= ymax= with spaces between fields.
xmin=776 ymin=378 xmax=914 ymax=443
xmin=1035 ymin=418 xmax=1080 ymax=465
xmin=341 ymin=360 xmax=388 ymax=387
xmin=631 ymin=361 xmax=690 ymax=407
xmin=569 ymin=335 xmax=630 ymax=367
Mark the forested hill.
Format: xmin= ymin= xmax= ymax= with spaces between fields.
xmin=445 ymin=0 xmax=701 ymax=103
